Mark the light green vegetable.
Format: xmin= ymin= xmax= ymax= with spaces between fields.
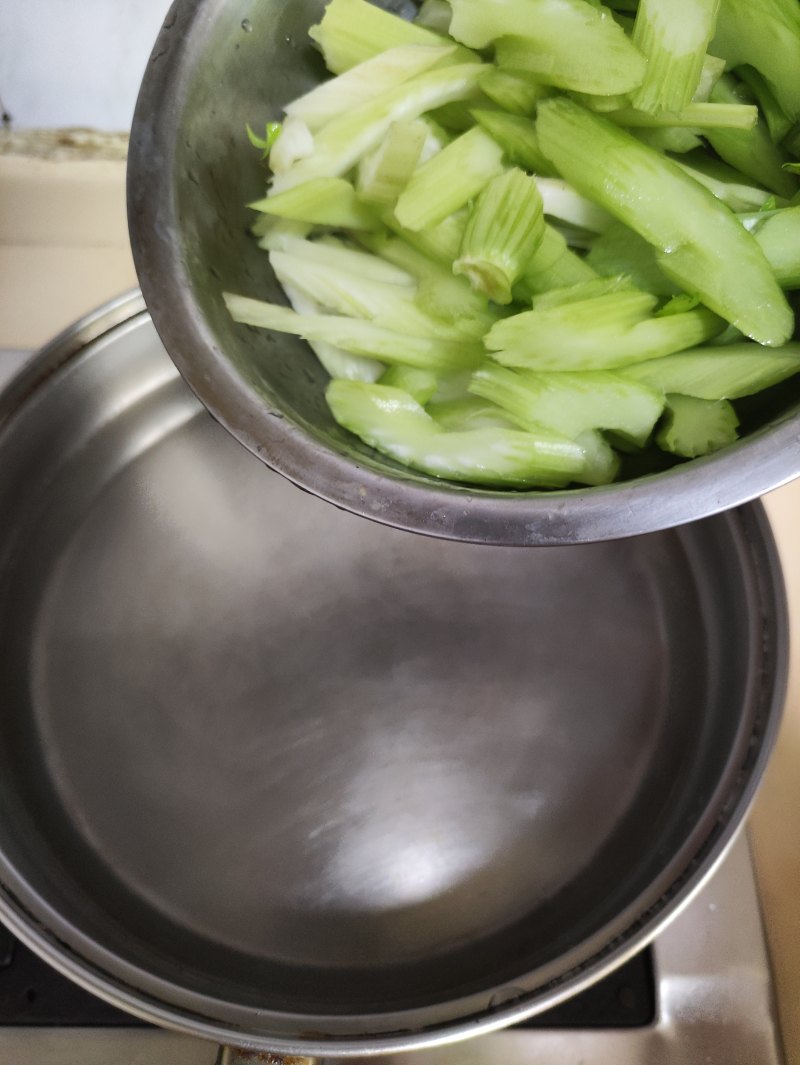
xmin=656 ymin=394 xmax=740 ymax=457
xmin=427 ymin=395 xmax=517 ymax=431
xmin=586 ymin=224 xmax=678 ymax=296
xmin=250 ymin=178 xmax=378 ymax=229
xmin=478 ymin=68 xmax=553 ymax=116
xmin=631 ymin=0 xmax=721 ymax=113
xmin=282 ymin=283 xmax=383 ymax=382
xmin=357 ymin=120 xmax=428 ymax=206
xmin=379 ymin=365 xmax=439 ymax=404
xmin=609 ymin=102 xmax=757 ymax=130
xmin=471 ymin=110 xmax=557 ymax=175
xmin=414 ymin=0 xmax=453 ymax=35
xmin=623 ymin=342 xmax=800 ymax=399
xmin=736 ymin=65 xmax=794 ymax=144
xmin=518 ymin=224 xmax=599 ymax=296
xmin=740 ymin=207 xmax=800 ymax=289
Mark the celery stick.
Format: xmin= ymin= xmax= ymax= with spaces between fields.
xmin=536 ymin=178 xmax=615 ymax=234
xmin=711 ymin=0 xmax=800 ymax=121
xmin=631 ymin=0 xmax=721 ymax=114
xmin=623 ymin=342 xmax=800 ymax=400
xmin=575 ymin=431 xmax=622 ymax=486
xmin=487 ymin=298 xmax=724 ymax=371
xmin=609 ymin=102 xmax=757 ymax=130
xmin=385 ymin=208 xmax=468 ymax=264
xmin=706 ymin=76 xmax=797 ymax=199
xmin=740 ymin=207 xmax=800 ymax=289
xmin=451 ymin=1 xmax=646 ymax=96
xmin=673 ymin=155 xmax=774 ymax=212
xmin=427 ymin=395 xmax=517 ymax=431
xmin=271 ymin=63 xmax=485 ymax=193
xmin=518 ymin=224 xmax=599 ymax=296
xmin=285 ymin=44 xmax=457 ymax=132
xmin=694 ymin=54 xmax=727 ymax=102
xmin=472 ymin=110 xmax=557 ymax=176
xmin=585 ymin=223 xmax=677 ymax=296
xmin=656 ymin=394 xmax=739 ymax=458
xmin=736 ymin=66 xmax=794 ymax=144
xmin=223 ymin=294 xmax=482 ymax=371
xmin=250 ymin=178 xmax=378 ymax=230
xmin=282 ymin=283 xmax=383 ymax=382
xmin=454 ymin=169 xmax=545 ymax=304
xmin=274 ymin=236 xmax=415 ymax=286
xmin=357 ymin=120 xmax=428 ymax=206
xmin=309 ymin=0 xmax=475 ymax=74
xmin=394 ymin=127 xmax=504 ymax=231
xmin=536 ymin=98 xmax=793 ymax=345
xmin=415 ymin=0 xmax=453 ymax=34
xmin=269 ymin=117 xmax=315 ymax=174
xmin=569 ymin=92 xmax=632 ymax=114
xmin=633 ymin=128 xmax=703 ymax=155
xmin=326 ymin=381 xmax=587 ymax=487
xmin=470 ymin=365 xmax=664 ymax=446
xmin=478 ymin=69 xmax=553 ymax=116
xmin=253 ymin=217 xmax=312 ymax=247
xmin=379 ymin=365 xmax=439 ymax=404
xmin=533 ymin=275 xmax=639 ymax=310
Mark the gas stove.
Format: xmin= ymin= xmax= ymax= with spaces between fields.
xmin=0 ymin=833 xmax=783 ymax=1065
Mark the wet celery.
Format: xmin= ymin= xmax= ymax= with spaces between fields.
xmin=656 ymin=394 xmax=740 ymax=458
xmin=631 ymin=0 xmax=721 ymax=113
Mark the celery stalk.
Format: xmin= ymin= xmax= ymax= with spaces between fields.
xmin=253 ymin=217 xmax=312 ymax=247
xmin=285 ymin=44 xmax=457 ymax=131
xmin=586 ymin=223 xmax=677 ymax=296
xmin=478 ymin=69 xmax=553 ymax=116
xmin=574 ymin=431 xmax=622 ymax=486
xmin=693 ymin=54 xmax=727 ymax=103
xmin=308 ymin=0 xmax=475 ymax=74
xmin=622 ymin=342 xmax=800 ymax=399
xmin=518 ymin=224 xmax=599 ymax=296
xmin=415 ymin=0 xmax=453 ymax=34
xmin=631 ymin=0 xmax=721 ymax=114
xmin=379 ymin=365 xmax=439 ymax=404
xmin=427 ymin=395 xmax=517 ymax=431
xmin=536 ymin=178 xmax=615 ymax=234
xmin=609 ymin=102 xmax=757 ymax=130
xmin=706 ymin=75 xmax=797 ymax=199
xmin=536 ymin=98 xmax=793 ymax=345
xmin=470 ymin=365 xmax=664 ymax=446
xmin=282 ymin=284 xmax=383 ymax=382
xmin=450 ymin=1 xmax=646 ymax=96
xmin=533 ymin=275 xmax=640 ymax=309
xmin=223 ymin=294 xmax=482 ymax=371
xmin=454 ymin=169 xmax=545 ymax=304
xmin=357 ymin=121 xmax=428 ymax=206
xmin=271 ymin=63 xmax=485 ymax=193
xmin=273 ymin=236 xmax=415 ymax=286
xmin=394 ymin=127 xmax=505 ymax=231
xmin=472 ymin=110 xmax=557 ymax=176
xmin=739 ymin=207 xmax=800 ymax=289
xmin=632 ymin=128 xmax=703 ymax=155
xmin=736 ymin=66 xmax=794 ymax=144
xmin=656 ymin=394 xmax=739 ymax=458
xmin=326 ymin=381 xmax=588 ymax=487
xmin=673 ymin=155 xmax=774 ymax=212
xmin=250 ymin=178 xmax=378 ymax=230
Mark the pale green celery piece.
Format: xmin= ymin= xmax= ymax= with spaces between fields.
xmin=536 ymin=178 xmax=615 ymax=234
xmin=518 ymin=224 xmax=599 ymax=297
xmin=656 ymin=293 xmax=701 ymax=317
xmin=308 ymin=0 xmax=475 ymax=74
xmin=472 ymin=110 xmax=557 ymax=175
xmin=707 ymin=325 xmax=747 ymax=347
xmin=253 ymin=217 xmax=312 ymax=245
xmin=536 ymin=97 xmax=793 ymax=345
xmin=282 ymin=283 xmax=383 ymax=382
xmin=569 ymin=92 xmax=631 ymax=114
xmin=357 ymin=120 xmax=428 ymax=207
xmin=609 ymin=102 xmax=757 ymax=130
xmin=427 ymin=101 xmax=485 ymax=133
xmin=656 ymin=394 xmax=739 ymax=458
xmin=451 ymin=1 xmax=646 ymax=95
xmin=418 ymin=116 xmax=453 ymax=161
xmin=487 ymin=296 xmax=724 ymax=371
xmin=326 ymin=381 xmax=587 ymax=487
xmin=427 ymin=395 xmax=518 ymax=431
xmin=631 ymin=0 xmax=721 ymax=114
xmin=739 ymin=207 xmax=800 ymax=289
xmin=269 ymin=118 xmax=315 ymax=175
xmin=694 ymin=54 xmax=727 ymax=102
xmin=271 ymin=63 xmax=486 ymax=193
xmin=223 ymin=294 xmax=482 ymax=371
xmin=633 ymin=128 xmax=702 ymax=154
xmin=379 ymin=365 xmax=439 ymax=404
xmin=533 ymin=275 xmax=639 ymax=310
xmin=673 ymin=155 xmax=774 ymax=212
xmin=275 ymin=235 xmax=415 ymax=286
xmin=394 ymin=127 xmax=505 ymax=232
xmin=470 ymin=364 xmax=664 ymax=446
xmin=454 ymin=169 xmax=545 ymax=304
xmin=285 ymin=45 xmax=457 ymax=132
xmin=586 ymin=223 xmax=678 ymax=296
xmin=385 ymin=208 xmax=468 ymax=264
xmin=622 ymin=342 xmax=800 ymax=399
xmin=250 ymin=178 xmax=378 ymax=230
xmin=478 ymin=69 xmax=553 ymax=116
xmin=736 ymin=66 xmax=793 ymax=143
xmin=415 ymin=0 xmax=453 ymax=34
xmin=711 ymin=0 xmax=800 ymax=121
xmin=575 ymin=431 xmax=622 ymax=486
xmin=707 ymin=75 xmax=798 ymax=199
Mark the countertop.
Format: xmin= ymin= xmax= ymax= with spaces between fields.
xmin=0 ymin=151 xmax=799 ymax=1061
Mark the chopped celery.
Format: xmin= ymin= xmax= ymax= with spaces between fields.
xmin=309 ymin=0 xmax=475 ymax=74
xmin=454 ymin=169 xmax=545 ymax=304
xmin=569 ymin=92 xmax=632 ymax=114
xmin=736 ymin=65 xmax=794 ymax=144
xmin=282 ymin=283 xmax=383 ymax=382
xmin=536 ymin=98 xmax=793 ymax=345
xmin=415 ymin=0 xmax=453 ymax=34
xmin=711 ymin=0 xmax=800 ymax=121
xmin=253 ymin=217 xmax=312 ymax=247
xmin=427 ymin=395 xmax=517 ymax=431
xmin=271 ymin=63 xmax=486 ymax=193
xmin=470 ymin=365 xmax=664 ymax=446
xmin=385 ymin=207 xmax=468 ymax=264
xmin=631 ymin=0 xmax=721 ymax=114
xmin=269 ymin=117 xmax=315 ymax=174
xmin=673 ymin=155 xmax=774 ymax=212
xmin=285 ymin=44 xmax=457 ymax=132
xmin=357 ymin=120 xmax=428 ymax=206
xmin=575 ymin=431 xmax=622 ymax=486
xmin=740 ymin=207 xmax=800 ymax=289
xmin=472 ymin=110 xmax=557 ymax=175
xmin=486 ymin=294 xmax=724 ymax=371
xmin=694 ymin=54 xmax=727 ymax=103
xmin=379 ymin=365 xmax=439 ymax=404
xmin=609 ymin=102 xmax=757 ymax=130
xmin=706 ymin=76 xmax=797 ymax=199
xmin=223 ymin=294 xmax=482 ymax=371
xmin=450 ymin=1 xmax=646 ymax=96
xmin=633 ymin=128 xmax=703 ymax=155
xmin=536 ymin=178 xmax=615 ymax=234
xmin=518 ymin=224 xmax=599 ymax=296
xmin=394 ymin=126 xmax=505 ymax=231
xmin=623 ymin=342 xmax=800 ymax=399
xmin=250 ymin=178 xmax=378 ymax=230
xmin=586 ymin=223 xmax=677 ymax=296
xmin=656 ymin=394 xmax=739 ymax=458
xmin=274 ymin=235 xmax=415 ymax=286
xmin=478 ymin=69 xmax=552 ymax=116
xmin=326 ymin=381 xmax=588 ymax=487
xmin=533 ymin=275 xmax=639 ymax=309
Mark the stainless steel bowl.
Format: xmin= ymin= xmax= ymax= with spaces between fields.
xmin=128 ymin=0 xmax=800 ymax=546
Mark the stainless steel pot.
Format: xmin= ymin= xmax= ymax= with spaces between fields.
xmin=127 ymin=0 xmax=800 ymax=547
xmin=0 ymin=294 xmax=788 ymax=1057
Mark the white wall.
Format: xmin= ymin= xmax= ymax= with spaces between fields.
xmin=1 ymin=0 xmax=171 ymax=130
